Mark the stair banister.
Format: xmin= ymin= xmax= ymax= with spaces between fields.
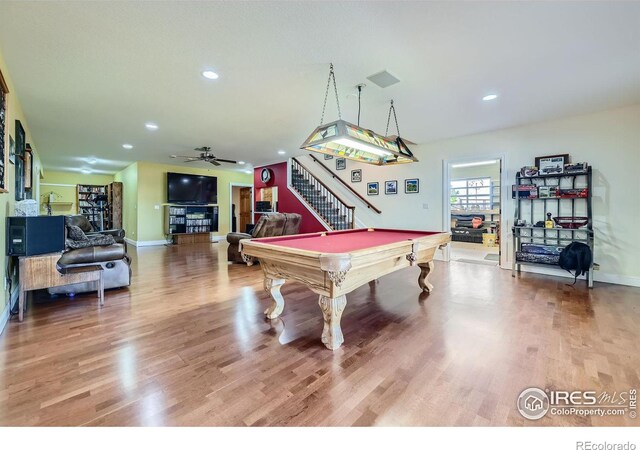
xmin=290 ymin=157 xmax=356 ymax=230
xmin=307 ymin=154 xmax=382 ymax=214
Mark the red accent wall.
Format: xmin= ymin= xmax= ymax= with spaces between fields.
xmin=254 ymin=162 xmax=325 ymax=234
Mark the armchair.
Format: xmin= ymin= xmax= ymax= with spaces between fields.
xmin=48 ymin=220 xmax=132 ymax=295
xmin=226 ymin=213 xmax=301 ymax=263
xmin=66 ymin=214 xmax=126 ymax=246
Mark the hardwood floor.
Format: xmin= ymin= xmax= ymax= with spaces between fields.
xmin=1 ymin=242 xmax=639 ymax=426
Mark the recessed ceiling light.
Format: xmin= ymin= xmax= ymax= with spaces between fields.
xmin=238 ymin=161 xmax=245 ymax=165
xmin=81 ymin=168 xmax=92 ymax=174
xmin=122 ymin=144 xmax=133 ymax=149
xmin=482 ymin=94 xmax=498 ymax=101
xmin=145 ymin=122 xmax=159 ymax=130
xmin=202 ymin=70 xmax=219 ymax=80
xmin=244 ymin=170 xmax=252 ymax=174
xmin=277 ymin=150 xmax=286 ymax=155
xmin=87 ymin=158 xmax=97 ymax=164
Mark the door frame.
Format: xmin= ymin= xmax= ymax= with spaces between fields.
xmin=229 ymin=182 xmax=254 ymax=234
xmin=442 ymin=154 xmax=508 ymax=267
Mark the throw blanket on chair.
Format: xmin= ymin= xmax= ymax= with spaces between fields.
xmin=66 ymin=225 xmax=116 ymax=250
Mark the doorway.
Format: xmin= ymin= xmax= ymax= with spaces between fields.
xmin=443 ymin=157 xmax=504 ymax=266
xmin=230 ymin=183 xmax=253 ymax=234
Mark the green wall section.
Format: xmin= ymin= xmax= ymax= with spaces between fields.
xmin=40 ymin=170 xmax=115 ymax=215
xmin=115 ymin=161 xmax=251 ymax=243
xmin=1 ymin=49 xmax=43 ymax=327
xmin=114 ymin=163 xmax=138 ymax=241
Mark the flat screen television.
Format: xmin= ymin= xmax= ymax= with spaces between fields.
xmin=167 ymin=172 xmax=218 ymax=204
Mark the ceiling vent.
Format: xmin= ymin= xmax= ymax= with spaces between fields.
xmin=366 ymin=70 xmax=400 ymax=88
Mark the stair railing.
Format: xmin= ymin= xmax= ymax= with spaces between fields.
xmin=307 ymin=154 xmax=382 ymax=214
xmin=291 ymin=157 xmax=355 ymax=230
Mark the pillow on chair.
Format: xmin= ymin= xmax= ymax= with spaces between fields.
xmin=67 ymin=225 xmax=89 ymax=241
xmin=66 ymin=225 xmax=116 ymax=249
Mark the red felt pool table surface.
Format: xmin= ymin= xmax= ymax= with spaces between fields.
xmin=253 ymin=228 xmax=440 ymax=254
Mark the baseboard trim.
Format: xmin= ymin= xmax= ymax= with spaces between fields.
xmin=126 ymin=236 xmax=225 ymax=247
xmin=499 ymin=263 xmax=640 ymax=287
xmin=0 ymin=288 xmax=19 ymax=335
xmin=0 ymin=304 xmax=9 ymax=336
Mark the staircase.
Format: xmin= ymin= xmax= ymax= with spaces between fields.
xmin=290 ymin=158 xmax=355 ymax=230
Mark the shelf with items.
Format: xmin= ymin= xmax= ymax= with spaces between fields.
xmin=512 ymin=165 xmax=594 ymax=287
xmin=164 ymin=205 xmax=219 ymax=237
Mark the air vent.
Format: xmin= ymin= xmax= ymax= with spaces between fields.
xmin=366 ymin=70 xmax=400 ymax=88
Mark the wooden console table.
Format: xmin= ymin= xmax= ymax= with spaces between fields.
xmin=18 ymin=252 xmax=104 ymax=322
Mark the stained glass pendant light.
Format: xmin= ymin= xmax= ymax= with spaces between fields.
xmin=300 ymin=64 xmax=418 ymax=166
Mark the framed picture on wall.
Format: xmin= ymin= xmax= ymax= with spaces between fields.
xmin=24 ymin=144 xmax=32 ymax=191
xmin=324 ymin=154 xmax=334 ymax=160
xmin=9 ymin=135 xmax=15 ymax=164
xmin=351 ymin=169 xmax=362 ymax=183
xmin=336 ymin=158 xmax=346 ymax=170
xmin=15 ymin=120 xmax=26 ymax=201
xmin=0 ymin=68 xmax=8 ymax=193
xmin=405 ymin=178 xmax=419 ymax=193
xmin=535 ymin=154 xmax=569 ymax=175
xmin=385 ymin=180 xmax=397 ymax=195
xmin=367 ymin=182 xmax=379 ymax=196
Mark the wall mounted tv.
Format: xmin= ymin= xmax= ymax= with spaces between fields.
xmin=167 ymin=172 xmax=218 ymax=204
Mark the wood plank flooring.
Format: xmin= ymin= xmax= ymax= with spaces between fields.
xmin=1 ymin=242 xmax=639 ymax=426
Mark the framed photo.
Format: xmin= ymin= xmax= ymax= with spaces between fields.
xmin=24 ymin=144 xmax=32 ymax=190
xmin=0 ymin=68 xmax=7 ymax=193
xmin=324 ymin=154 xmax=334 ymax=160
xmin=405 ymin=178 xmax=419 ymax=194
xmin=367 ymin=182 xmax=379 ymax=196
xmin=9 ymin=135 xmax=15 ymax=164
xmin=535 ymin=154 xmax=569 ymax=175
xmin=351 ymin=169 xmax=362 ymax=183
xmin=385 ymin=180 xmax=397 ymax=195
xmin=14 ymin=120 xmax=25 ymax=201
xmin=336 ymin=158 xmax=346 ymax=170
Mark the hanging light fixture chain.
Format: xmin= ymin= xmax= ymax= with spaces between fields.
xmin=320 ymin=63 xmax=342 ymax=125
xmin=385 ymin=99 xmax=401 ymax=137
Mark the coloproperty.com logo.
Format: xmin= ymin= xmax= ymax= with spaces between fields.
xmin=517 ymin=387 xmax=637 ymax=420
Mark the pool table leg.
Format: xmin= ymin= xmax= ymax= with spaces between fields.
xmin=318 ymin=295 xmax=347 ymax=350
xmin=418 ymin=261 xmax=435 ymax=293
xmin=264 ymin=278 xmax=286 ymax=319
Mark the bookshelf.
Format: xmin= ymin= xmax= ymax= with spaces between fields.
xmin=76 ymin=182 xmax=123 ymax=231
xmin=164 ymin=205 xmax=219 ymax=244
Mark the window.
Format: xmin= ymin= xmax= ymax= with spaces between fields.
xmin=451 ymin=177 xmax=493 ymax=210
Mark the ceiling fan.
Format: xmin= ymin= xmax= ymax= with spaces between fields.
xmin=170 ymin=147 xmax=237 ymax=166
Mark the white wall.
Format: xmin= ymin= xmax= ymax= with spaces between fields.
xmin=303 ymin=104 xmax=640 ymax=286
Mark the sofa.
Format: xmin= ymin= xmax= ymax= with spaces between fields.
xmin=450 ymin=213 xmax=489 ymax=244
xmin=48 ymin=216 xmax=131 ymax=295
xmin=226 ymin=212 xmax=301 ymax=263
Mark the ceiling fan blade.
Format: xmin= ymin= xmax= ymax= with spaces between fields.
xmin=215 ymin=159 xmax=237 ymax=164
xmin=209 ymin=160 xmax=221 ymax=166
xmin=172 ymin=155 xmax=197 ymax=159
xmin=184 ymin=158 xmax=201 ymax=162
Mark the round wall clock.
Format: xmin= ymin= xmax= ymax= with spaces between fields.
xmin=260 ymin=168 xmax=272 ymax=183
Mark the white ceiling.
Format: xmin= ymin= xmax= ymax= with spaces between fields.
xmin=1 ymin=1 xmax=639 ymax=175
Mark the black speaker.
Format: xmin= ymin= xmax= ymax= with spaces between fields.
xmin=6 ymin=216 xmax=65 ymax=256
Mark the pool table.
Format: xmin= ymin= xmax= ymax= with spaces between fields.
xmin=240 ymin=228 xmax=450 ymax=350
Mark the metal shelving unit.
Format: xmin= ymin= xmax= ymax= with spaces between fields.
xmin=511 ymin=167 xmax=594 ymax=287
